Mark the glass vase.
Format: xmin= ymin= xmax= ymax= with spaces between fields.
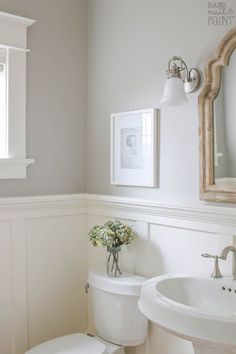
xmin=107 ymin=246 xmax=122 ymax=277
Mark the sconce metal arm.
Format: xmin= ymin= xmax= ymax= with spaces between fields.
xmin=165 ymin=55 xmax=201 ymax=94
xmin=167 ymin=56 xmax=189 ymax=80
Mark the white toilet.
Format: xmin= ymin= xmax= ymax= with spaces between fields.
xmin=25 ymin=268 xmax=148 ymax=354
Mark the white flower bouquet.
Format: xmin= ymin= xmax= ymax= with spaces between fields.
xmin=89 ymin=219 xmax=135 ymax=248
xmin=89 ymin=220 xmax=135 ymax=276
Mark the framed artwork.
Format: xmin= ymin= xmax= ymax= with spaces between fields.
xmin=111 ymin=108 xmax=157 ymax=187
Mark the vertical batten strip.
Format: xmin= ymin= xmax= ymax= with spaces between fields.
xmin=10 ymin=219 xmax=28 ymax=354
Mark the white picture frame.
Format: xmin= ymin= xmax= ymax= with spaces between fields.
xmin=111 ymin=108 xmax=157 ymax=187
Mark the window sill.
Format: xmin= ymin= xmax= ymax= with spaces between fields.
xmin=0 ymin=158 xmax=34 ymax=179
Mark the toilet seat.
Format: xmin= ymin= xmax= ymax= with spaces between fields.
xmin=25 ymin=333 xmax=106 ymax=354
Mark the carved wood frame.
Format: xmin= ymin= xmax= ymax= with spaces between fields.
xmin=199 ymin=26 xmax=236 ymax=202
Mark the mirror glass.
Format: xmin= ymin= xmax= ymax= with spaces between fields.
xmin=213 ymin=49 xmax=236 ymax=186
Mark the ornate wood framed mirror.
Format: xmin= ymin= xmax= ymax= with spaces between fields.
xmin=199 ymin=26 xmax=236 ymax=202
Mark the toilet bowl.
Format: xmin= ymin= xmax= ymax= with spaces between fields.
xmin=25 ymin=268 xmax=148 ymax=354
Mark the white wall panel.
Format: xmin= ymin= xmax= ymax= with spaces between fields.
xmin=149 ymin=225 xmax=232 ymax=277
xmin=26 ymin=215 xmax=88 ymax=348
xmin=1 ymin=194 xmax=236 ymax=354
xmin=0 ymin=195 xmax=87 ymax=354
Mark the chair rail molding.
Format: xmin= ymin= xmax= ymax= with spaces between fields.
xmin=85 ymin=194 xmax=236 ymax=235
xmin=0 ymin=193 xmax=236 ymax=234
xmin=0 ymin=194 xmax=86 ymax=219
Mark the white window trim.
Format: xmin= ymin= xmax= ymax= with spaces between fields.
xmin=0 ymin=12 xmax=35 ymax=179
xmin=0 ymin=158 xmax=34 ymax=178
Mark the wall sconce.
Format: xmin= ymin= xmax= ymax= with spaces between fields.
xmin=160 ymin=56 xmax=201 ymax=106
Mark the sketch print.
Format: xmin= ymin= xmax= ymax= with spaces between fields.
xmin=111 ymin=108 xmax=156 ymax=186
xmin=120 ymin=127 xmax=144 ymax=169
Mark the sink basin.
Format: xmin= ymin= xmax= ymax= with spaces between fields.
xmin=139 ymin=274 xmax=236 ymax=354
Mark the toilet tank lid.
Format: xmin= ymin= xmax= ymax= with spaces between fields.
xmin=88 ymin=267 xmax=147 ymax=296
xmin=25 ymin=333 xmax=106 ymax=354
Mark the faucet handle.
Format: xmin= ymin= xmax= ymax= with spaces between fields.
xmin=201 ymin=253 xmax=218 ymax=258
xmin=201 ymin=253 xmax=223 ymax=278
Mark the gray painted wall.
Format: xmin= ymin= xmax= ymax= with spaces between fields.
xmin=86 ymin=0 xmax=236 ymax=203
xmin=0 ymin=0 xmax=86 ymax=197
xmin=1 ymin=0 xmax=235 ymax=202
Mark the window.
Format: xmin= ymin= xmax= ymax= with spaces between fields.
xmin=0 ymin=12 xmax=35 ymax=178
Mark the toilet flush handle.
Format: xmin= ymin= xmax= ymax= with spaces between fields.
xmin=85 ymin=282 xmax=89 ymax=293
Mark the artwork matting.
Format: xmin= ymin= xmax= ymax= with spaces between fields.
xmin=111 ymin=108 xmax=157 ymax=187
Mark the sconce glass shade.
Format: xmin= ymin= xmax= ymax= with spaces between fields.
xmin=160 ymin=77 xmax=188 ymax=106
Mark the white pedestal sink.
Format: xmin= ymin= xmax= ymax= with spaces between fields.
xmin=139 ymin=274 xmax=236 ymax=354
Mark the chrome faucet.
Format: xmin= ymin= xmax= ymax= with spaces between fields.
xmin=219 ymin=246 xmax=236 ymax=281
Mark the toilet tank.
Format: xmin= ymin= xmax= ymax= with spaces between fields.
xmin=88 ymin=268 xmax=148 ymax=347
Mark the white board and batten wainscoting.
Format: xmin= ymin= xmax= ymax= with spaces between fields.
xmin=1 ymin=193 xmax=236 ymax=354
xmin=0 ymin=195 xmax=88 ymax=354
